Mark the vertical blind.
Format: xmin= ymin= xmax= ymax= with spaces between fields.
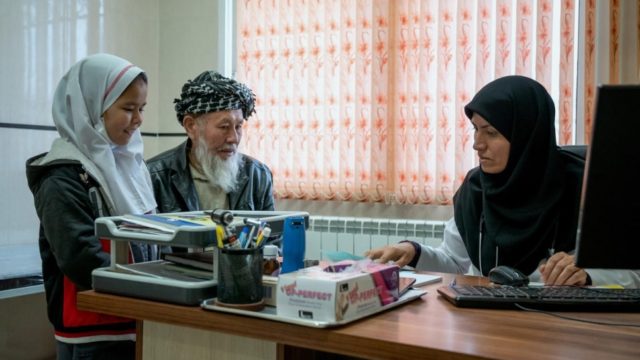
xmin=237 ymin=0 xmax=622 ymax=205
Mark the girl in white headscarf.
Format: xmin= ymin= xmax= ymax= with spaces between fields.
xmin=26 ymin=53 xmax=156 ymax=360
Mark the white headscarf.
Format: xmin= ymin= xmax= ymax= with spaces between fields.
xmin=52 ymin=53 xmax=156 ymax=215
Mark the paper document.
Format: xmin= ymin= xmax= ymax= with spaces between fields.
xmin=400 ymin=272 xmax=442 ymax=287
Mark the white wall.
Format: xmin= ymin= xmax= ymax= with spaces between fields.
xmin=145 ymin=0 xmax=229 ymax=156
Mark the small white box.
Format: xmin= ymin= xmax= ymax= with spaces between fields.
xmin=262 ymin=275 xmax=278 ymax=306
xmin=276 ymin=260 xmax=400 ymax=322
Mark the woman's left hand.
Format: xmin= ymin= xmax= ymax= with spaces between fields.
xmin=539 ymin=251 xmax=589 ymax=286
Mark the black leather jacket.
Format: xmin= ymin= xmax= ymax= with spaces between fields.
xmin=146 ymin=139 xmax=275 ymax=213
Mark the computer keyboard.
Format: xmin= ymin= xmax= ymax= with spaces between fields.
xmin=438 ymin=284 xmax=640 ymax=311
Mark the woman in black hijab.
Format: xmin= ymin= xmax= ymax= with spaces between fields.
xmin=455 ymin=75 xmax=579 ymax=278
xmin=367 ymin=76 xmax=639 ymax=287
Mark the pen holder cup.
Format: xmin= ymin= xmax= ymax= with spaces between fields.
xmin=216 ymin=247 xmax=264 ymax=311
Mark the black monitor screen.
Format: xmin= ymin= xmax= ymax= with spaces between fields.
xmin=575 ymin=85 xmax=640 ymax=269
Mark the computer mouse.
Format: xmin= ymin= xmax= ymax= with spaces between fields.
xmin=488 ymin=265 xmax=529 ymax=286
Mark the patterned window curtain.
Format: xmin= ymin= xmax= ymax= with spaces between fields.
xmin=236 ymin=0 xmax=613 ymax=205
xmin=582 ymin=0 xmax=636 ymax=144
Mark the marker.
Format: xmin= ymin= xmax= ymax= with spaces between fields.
xmin=238 ymin=226 xmax=250 ymax=248
xmin=255 ymin=227 xmax=271 ymax=247
xmin=216 ymin=225 xmax=225 ymax=248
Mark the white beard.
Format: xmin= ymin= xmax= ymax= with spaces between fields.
xmin=193 ymin=139 xmax=242 ymax=193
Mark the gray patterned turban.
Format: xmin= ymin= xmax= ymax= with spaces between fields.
xmin=174 ymin=70 xmax=256 ymax=124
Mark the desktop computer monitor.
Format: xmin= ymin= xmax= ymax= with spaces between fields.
xmin=575 ymin=85 xmax=640 ymax=269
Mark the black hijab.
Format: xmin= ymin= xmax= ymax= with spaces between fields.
xmin=454 ymin=75 xmax=575 ymax=276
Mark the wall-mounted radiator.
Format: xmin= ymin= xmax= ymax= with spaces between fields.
xmin=305 ymin=216 xmax=447 ymax=261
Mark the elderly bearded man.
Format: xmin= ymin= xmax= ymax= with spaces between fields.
xmin=147 ymin=71 xmax=274 ymax=213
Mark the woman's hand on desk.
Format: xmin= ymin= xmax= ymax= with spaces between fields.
xmin=539 ymin=252 xmax=589 ymax=286
xmin=365 ymin=242 xmax=416 ymax=268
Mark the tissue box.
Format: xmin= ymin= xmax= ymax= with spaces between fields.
xmin=276 ymin=260 xmax=400 ymax=322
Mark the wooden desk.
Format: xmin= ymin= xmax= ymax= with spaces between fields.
xmin=78 ymin=274 xmax=640 ymax=359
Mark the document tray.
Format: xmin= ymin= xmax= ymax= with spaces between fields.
xmin=201 ymin=289 xmax=427 ymax=328
xmin=94 ymin=212 xmax=218 ymax=247
xmin=92 ymin=261 xmax=216 ymax=305
xmin=94 ymin=210 xmax=310 ymax=247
